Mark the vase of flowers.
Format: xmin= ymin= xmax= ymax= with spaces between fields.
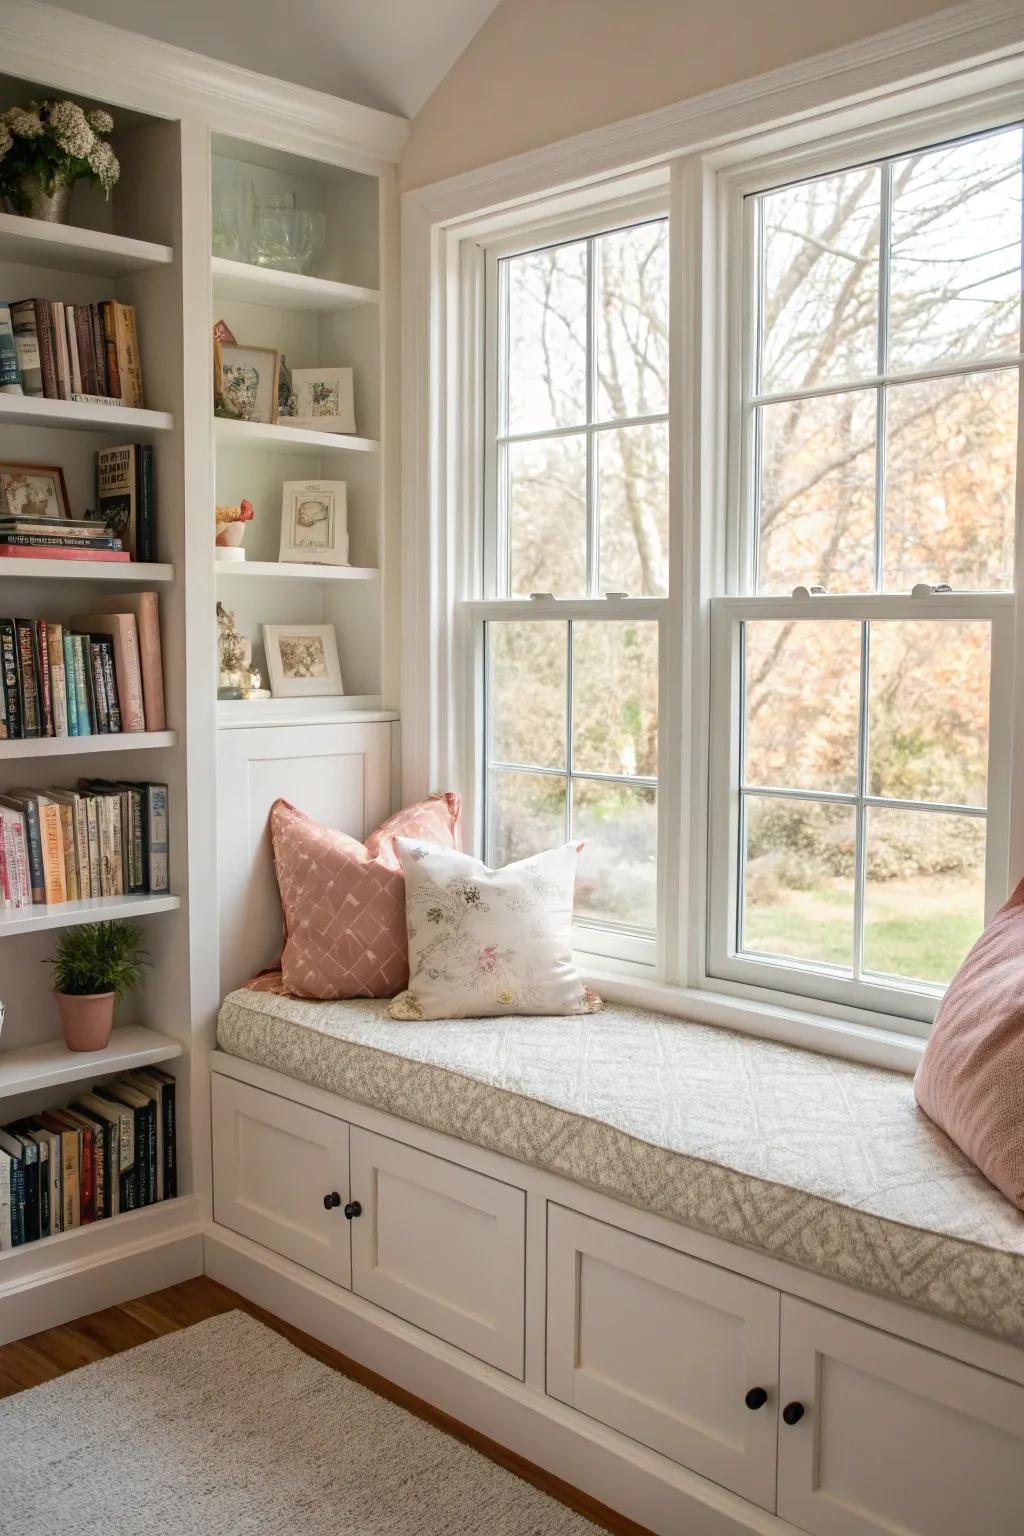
xmin=0 ymin=100 xmax=120 ymax=223
xmin=47 ymin=920 xmax=147 ymax=1052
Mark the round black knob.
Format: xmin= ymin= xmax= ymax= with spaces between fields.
xmin=344 ymin=1200 xmax=362 ymax=1220
xmin=323 ymin=1191 xmax=341 ymax=1210
xmin=745 ymin=1387 xmax=768 ymax=1411
xmin=782 ymin=1402 xmax=805 ymax=1426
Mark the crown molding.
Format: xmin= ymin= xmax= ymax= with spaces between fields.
xmin=0 ymin=0 xmax=409 ymax=169
xmin=406 ymin=0 xmax=1024 ymax=222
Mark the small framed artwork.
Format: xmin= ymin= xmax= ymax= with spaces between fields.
xmin=0 ymin=462 xmax=71 ymax=521
xmin=215 ymin=343 xmax=280 ymax=424
xmin=263 ymin=623 xmax=344 ymax=698
xmin=279 ymin=480 xmax=349 ymax=566
xmin=288 ymin=367 xmax=356 ymax=434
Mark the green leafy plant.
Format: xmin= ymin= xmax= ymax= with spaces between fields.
xmin=46 ymin=921 xmax=148 ymax=1000
xmin=0 ymin=100 xmax=120 ymax=210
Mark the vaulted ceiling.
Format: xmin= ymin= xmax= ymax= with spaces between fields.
xmin=41 ymin=0 xmax=502 ymax=118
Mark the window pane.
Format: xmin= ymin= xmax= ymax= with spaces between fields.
xmin=507 ymin=434 xmax=587 ymax=595
xmin=488 ymin=622 xmax=567 ymax=770
xmin=760 ymin=166 xmax=880 ymax=393
xmin=505 ymin=240 xmax=587 ymax=435
xmin=572 ymin=779 xmax=656 ymax=929
xmin=868 ymin=621 xmax=990 ymax=807
xmin=572 ymin=621 xmax=658 ymax=777
xmin=742 ymin=795 xmax=856 ymax=968
xmin=743 ymin=620 xmax=861 ymax=793
xmin=595 ymin=220 xmax=669 ymax=421
xmin=888 ymin=128 xmax=1023 ymax=373
xmin=488 ymin=770 xmax=566 ymax=866
xmin=864 ymin=808 xmax=985 ymax=984
xmin=883 ymin=368 xmax=1018 ymax=592
xmin=597 ymin=422 xmax=669 ymax=595
xmin=757 ymin=389 xmax=876 ymax=593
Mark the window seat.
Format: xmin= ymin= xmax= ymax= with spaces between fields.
xmin=216 ymin=988 xmax=1024 ymax=1347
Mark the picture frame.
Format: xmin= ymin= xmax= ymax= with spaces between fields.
xmin=0 ymin=461 xmax=71 ymax=521
xmin=262 ymin=623 xmax=344 ymax=698
xmin=215 ymin=343 xmax=280 ymax=425
xmin=287 ymin=366 xmax=356 ymax=434
xmin=279 ymin=480 xmax=349 ymax=566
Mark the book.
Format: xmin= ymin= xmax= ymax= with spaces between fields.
xmin=98 ymin=638 xmax=121 ymax=732
xmin=0 ymin=803 xmax=31 ymax=908
xmin=9 ymin=300 xmax=42 ymax=397
xmin=63 ymin=632 xmax=79 ymax=736
xmin=0 ymin=533 xmax=122 ymax=550
xmin=46 ymin=788 xmax=89 ymax=900
xmin=90 ymin=303 xmax=109 ymax=396
xmin=34 ymin=298 xmax=59 ymax=400
xmin=14 ymin=618 xmax=41 ymax=737
xmin=47 ymin=623 xmax=68 ymax=738
xmin=35 ymin=618 xmax=52 ymax=737
xmin=0 ymin=546 xmax=131 ymax=563
xmin=70 ymin=612 xmax=144 ymax=732
xmin=95 ymin=444 xmax=155 ymax=561
xmin=96 ymin=1084 xmax=152 ymax=1206
xmin=15 ymin=1125 xmax=51 ymax=1238
xmin=11 ymin=1132 xmax=40 ymax=1243
xmin=89 ymin=641 xmax=110 ymax=734
xmin=53 ymin=300 xmax=71 ymax=400
xmin=0 ymin=1143 xmax=12 ymax=1248
xmin=143 ymin=783 xmax=170 ymax=893
xmin=71 ymin=633 xmax=91 ymax=736
xmin=100 ymin=301 xmax=121 ymax=402
xmin=90 ymin=591 xmax=164 ymax=728
xmin=11 ymin=791 xmax=66 ymax=905
xmin=84 ymin=795 xmax=101 ymax=896
xmin=111 ymin=301 xmax=144 ymax=408
xmin=39 ymin=1113 xmax=81 ymax=1230
xmin=0 ymin=620 xmax=18 ymax=738
xmin=65 ymin=302 xmax=82 ymax=395
xmin=62 ymin=1108 xmax=104 ymax=1222
xmin=25 ymin=1123 xmax=62 ymax=1236
xmin=74 ymin=305 xmax=97 ymax=396
xmin=0 ymin=1129 xmax=25 ymax=1246
xmin=0 ymin=303 xmax=22 ymax=394
xmin=74 ymin=1094 xmax=128 ymax=1216
xmin=131 ymin=1068 xmax=176 ymax=1199
xmin=1 ymin=794 xmax=44 ymax=903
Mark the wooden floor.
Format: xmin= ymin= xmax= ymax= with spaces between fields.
xmin=0 ymin=1276 xmax=653 ymax=1536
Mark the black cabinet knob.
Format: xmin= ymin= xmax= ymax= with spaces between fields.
xmin=745 ymin=1387 xmax=768 ymax=1411
xmin=323 ymin=1191 xmax=341 ymax=1210
xmin=782 ymin=1402 xmax=805 ymax=1426
xmin=344 ymin=1200 xmax=362 ymax=1220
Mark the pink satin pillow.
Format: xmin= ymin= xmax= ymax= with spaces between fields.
xmin=269 ymin=793 xmax=462 ymax=1000
xmin=915 ymin=876 xmax=1024 ymax=1210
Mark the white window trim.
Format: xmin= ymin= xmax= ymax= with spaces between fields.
xmin=401 ymin=1 xmax=1024 ymax=1073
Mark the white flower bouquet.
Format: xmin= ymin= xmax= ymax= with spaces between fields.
xmin=0 ymin=99 xmax=120 ymax=221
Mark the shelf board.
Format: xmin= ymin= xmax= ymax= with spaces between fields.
xmin=0 ymin=560 xmax=173 ymax=583
xmin=0 ymin=1025 xmax=182 ymax=1100
xmin=215 ymin=560 xmax=377 ymax=582
xmin=211 ymin=257 xmax=379 ymax=312
xmin=0 ymin=395 xmax=173 ymax=435
xmin=214 ymin=417 xmax=379 ymax=458
xmin=0 ymin=893 xmax=180 ymax=938
xmin=0 ymin=730 xmax=177 ymax=760
xmin=0 ymin=212 xmax=174 ymax=277
xmin=218 ymin=696 xmax=396 ymax=729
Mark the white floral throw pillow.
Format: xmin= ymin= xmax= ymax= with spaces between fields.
xmin=387 ymin=838 xmax=602 ymax=1020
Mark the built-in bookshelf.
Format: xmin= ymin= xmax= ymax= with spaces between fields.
xmin=0 ymin=1024 xmax=181 ymax=1098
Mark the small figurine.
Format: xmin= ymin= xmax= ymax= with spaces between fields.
xmin=215 ymin=497 xmax=254 ymax=562
xmin=217 ymin=602 xmax=269 ymax=700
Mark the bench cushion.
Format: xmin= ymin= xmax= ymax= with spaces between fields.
xmin=216 ymin=989 xmax=1024 ymax=1348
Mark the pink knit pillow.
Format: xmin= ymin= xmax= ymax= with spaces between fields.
xmin=915 ymin=877 xmax=1024 ymax=1209
xmin=269 ymin=794 xmax=462 ymax=1000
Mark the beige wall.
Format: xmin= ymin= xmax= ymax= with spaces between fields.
xmin=401 ymin=0 xmax=963 ymax=189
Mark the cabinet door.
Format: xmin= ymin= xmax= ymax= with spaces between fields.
xmin=777 ymin=1297 xmax=1024 ymax=1536
xmin=349 ymin=1128 xmax=525 ymax=1377
xmin=212 ymin=1074 xmax=352 ymax=1288
xmin=547 ymin=1206 xmax=780 ymax=1510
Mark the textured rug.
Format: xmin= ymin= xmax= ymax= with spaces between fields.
xmin=0 ymin=1310 xmax=598 ymax=1535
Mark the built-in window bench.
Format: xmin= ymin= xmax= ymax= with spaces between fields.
xmin=210 ymin=989 xmax=1024 ymax=1536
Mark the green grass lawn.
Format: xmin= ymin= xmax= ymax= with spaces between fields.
xmin=744 ymin=874 xmax=984 ymax=984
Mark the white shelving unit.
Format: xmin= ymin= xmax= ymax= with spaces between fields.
xmin=0 ymin=395 xmax=173 ymax=434
xmin=211 ymin=256 xmax=379 ymax=313
xmin=0 ymin=559 xmax=174 ymax=583
xmin=0 ymin=893 xmax=181 ymax=938
xmin=215 ymin=560 xmax=377 ymax=582
xmin=0 ymin=211 xmax=174 ymax=276
xmin=213 ymin=417 xmax=379 ymax=457
xmin=0 ymin=1026 xmax=182 ymax=1099
xmin=0 ymin=730 xmax=178 ymax=759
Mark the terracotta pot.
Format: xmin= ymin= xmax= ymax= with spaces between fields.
xmin=55 ymin=990 xmax=115 ymax=1052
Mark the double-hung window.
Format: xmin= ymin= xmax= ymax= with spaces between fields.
xmin=475 ymin=208 xmax=669 ymax=959
xmin=709 ymin=120 xmax=1022 ymax=1024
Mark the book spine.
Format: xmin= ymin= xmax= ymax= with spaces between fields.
xmin=0 ymin=827 xmax=8 ymax=906
xmin=0 ymin=533 xmax=121 ymax=549
xmin=20 ymin=1143 xmax=39 ymax=1243
xmin=72 ymin=636 xmax=91 ymax=736
xmin=134 ymin=591 xmax=166 ymax=729
xmin=109 ymin=797 xmax=124 ymax=894
xmin=0 ymin=643 xmax=6 ymax=739
xmin=0 ymin=1152 xmax=11 ymax=1249
xmin=65 ymin=303 xmax=82 ymax=394
xmin=56 ymin=802 xmax=77 ymax=901
xmin=72 ymin=795 xmax=89 ymax=900
xmin=35 ymin=1143 xmax=50 ymax=1239
xmin=63 ymin=633 xmax=79 ymax=736
xmin=138 ymin=444 xmax=155 ymax=562
xmin=9 ymin=300 xmax=42 ymax=396
xmin=0 ymin=620 xmax=18 ymax=738
xmin=39 ymin=803 xmax=66 ymax=904
xmin=100 ymin=641 xmax=121 ymax=732
xmin=0 ymin=303 xmax=22 ymax=393
xmin=78 ymin=1126 xmax=95 ymax=1223
xmin=33 ymin=298 xmax=59 ymax=399
xmin=52 ymin=301 xmax=70 ymax=399
xmin=15 ymin=619 xmax=40 ymax=737
xmin=10 ymin=1155 xmax=25 ymax=1246
xmin=90 ymin=304 xmax=108 ymax=395
xmin=85 ymin=796 xmax=101 ymax=896
xmin=35 ymin=617 xmax=53 ymax=737
xmin=144 ymin=783 xmax=169 ymax=893
xmin=74 ymin=305 xmax=97 ymax=395
xmin=162 ymin=1081 xmax=176 ymax=1199
xmin=19 ymin=798 xmax=45 ymax=903
xmin=47 ymin=624 xmax=67 ymax=738
xmin=100 ymin=302 xmax=121 ymax=401
xmin=10 ymin=816 xmax=30 ymax=907
xmin=90 ymin=642 xmax=110 ymax=733
xmin=114 ymin=303 xmax=144 ymax=408
xmin=63 ymin=1133 xmax=80 ymax=1229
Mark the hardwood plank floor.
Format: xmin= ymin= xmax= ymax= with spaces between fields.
xmin=0 ymin=1277 xmax=654 ymax=1536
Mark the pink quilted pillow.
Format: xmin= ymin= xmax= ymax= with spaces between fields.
xmin=269 ymin=793 xmax=462 ymax=1000
xmin=915 ymin=877 xmax=1024 ymax=1209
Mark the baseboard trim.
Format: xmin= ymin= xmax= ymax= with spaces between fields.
xmin=204 ymin=1226 xmax=792 ymax=1536
xmin=0 ymin=1203 xmax=204 ymax=1345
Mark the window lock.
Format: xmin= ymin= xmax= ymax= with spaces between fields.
xmin=911 ymin=583 xmax=953 ymax=597
xmin=791 ymin=585 xmax=829 ymax=598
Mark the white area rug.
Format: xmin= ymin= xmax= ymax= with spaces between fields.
xmin=0 ymin=1310 xmax=597 ymax=1535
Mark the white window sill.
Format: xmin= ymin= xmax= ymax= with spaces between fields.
xmin=579 ymin=961 xmax=925 ymax=1076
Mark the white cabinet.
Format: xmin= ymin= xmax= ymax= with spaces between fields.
xmin=349 ymin=1127 xmax=526 ymax=1378
xmin=776 ymin=1298 xmax=1024 ymax=1536
xmin=546 ymin=1205 xmax=781 ymax=1510
xmin=212 ymin=1074 xmax=352 ymax=1288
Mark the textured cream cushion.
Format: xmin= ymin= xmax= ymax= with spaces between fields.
xmin=388 ymin=839 xmax=601 ymax=1020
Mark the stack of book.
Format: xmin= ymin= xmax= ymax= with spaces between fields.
xmin=0 ymin=593 xmax=165 ymax=740
xmin=0 ymin=778 xmax=169 ymax=908
xmin=0 ymin=1068 xmax=176 ymax=1247
xmin=0 ymin=515 xmax=127 ymax=566
xmin=0 ymin=298 xmax=144 ymax=407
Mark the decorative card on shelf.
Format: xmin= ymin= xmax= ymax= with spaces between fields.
xmin=263 ymin=623 xmax=344 ymax=699
xmin=279 ymin=480 xmax=348 ymax=566
xmin=288 ymin=367 xmax=355 ymax=434
xmin=214 ymin=343 xmax=279 ymax=424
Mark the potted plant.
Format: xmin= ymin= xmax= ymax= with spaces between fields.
xmin=0 ymin=100 xmax=120 ymax=223
xmin=47 ymin=920 xmax=147 ymax=1052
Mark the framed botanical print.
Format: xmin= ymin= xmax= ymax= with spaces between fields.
xmin=279 ymin=480 xmax=349 ymax=565
xmin=262 ymin=622 xmax=344 ymax=698
xmin=215 ymin=343 xmax=280 ymax=424
xmin=287 ymin=367 xmax=356 ymax=434
xmin=0 ymin=461 xmax=71 ymax=521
